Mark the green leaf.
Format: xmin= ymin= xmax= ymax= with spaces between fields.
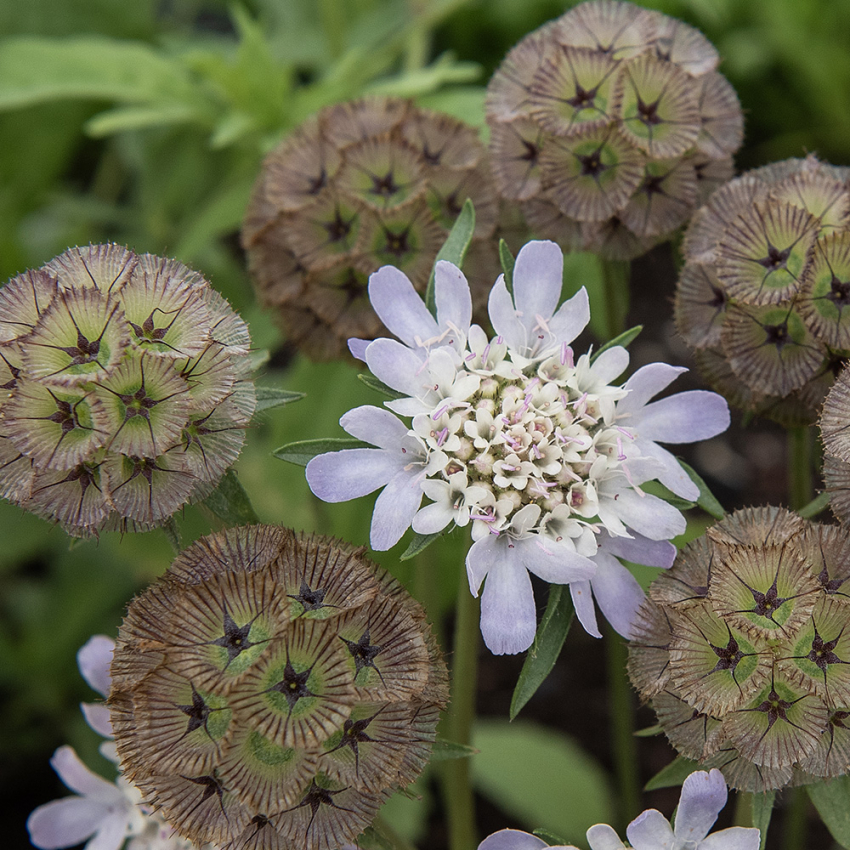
xmin=644 ymin=755 xmax=700 ymax=791
xmin=679 ymin=460 xmax=725 ymax=520
xmin=808 ymin=776 xmax=850 ymax=849
xmin=273 ymin=437 xmax=368 ymax=467
xmin=798 ymin=491 xmax=831 ymax=519
xmin=533 ymin=830 xmax=569 ymax=847
xmin=634 ymin=724 xmax=663 ymax=737
xmin=201 ymin=469 xmax=259 ymax=526
xmin=253 ymin=386 xmax=306 ymax=415
xmin=751 ymin=790 xmax=776 ymax=850
xmin=472 ymin=719 xmax=612 ymax=844
xmin=590 ymin=324 xmax=643 ymax=363
xmin=400 ymin=532 xmax=442 ymax=561
xmin=499 ymin=239 xmax=515 ymax=292
xmin=366 ymin=52 xmax=481 ymax=98
xmin=640 ymin=480 xmax=696 ymax=512
xmin=426 ymin=198 xmax=476 ymax=314
xmin=358 ymin=373 xmax=406 ymax=399
xmin=84 ymin=103 xmax=198 ymax=136
xmin=510 ymin=586 xmax=574 ymax=720
xmin=430 ymin=738 xmax=478 ymax=761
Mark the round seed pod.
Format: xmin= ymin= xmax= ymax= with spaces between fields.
xmin=629 ymin=507 xmax=850 ymax=791
xmin=111 ymin=526 xmax=447 ymax=849
xmin=0 ymin=244 xmax=254 ymax=536
xmin=486 ymin=0 xmax=742 ymax=259
xmin=242 ymin=96 xmax=499 ymax=361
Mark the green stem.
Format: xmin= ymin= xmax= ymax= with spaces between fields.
xmin=405 ymin=0 xmax=430 ymax=71
xmin=438 ymin=580 xmax=480 ymax=850
xmin=606 ymin=625 xmax=640 ymax=831
xmin=788 ymin=426 xmax=813 ymax=512
xmin=319 ymin=0 xmax=346 ymax=59
xmin=733 ymin=791 xmax=753 ymax=828
xmin=781 ymin=787 xmax=808 ymax=850
xmin=599 ymin=259 xmax=631 ymax=341
xmin=373 ymin=815 xmax=417 ymax=850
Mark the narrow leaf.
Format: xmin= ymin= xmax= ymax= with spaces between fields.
xmin=400 ymin=531 xmax=442 ymax=561
xmin=533 ymin=830 xmax=569 ymax=846
xmin=808 ymin=776 xmax=850 ymax=849
xmin=590 ymin=324 xmax=643 ymax=363
xmin=253 ymin=386 xmax=306 ymax=415
xmin=499 ymin=239 xmax=515 ymax=292
xmin=633 ymin=724 xmax=663 ymax=737
xmin=273 ymin=437 xmax=368 ymax=467
xmin=751 ymin=790 xmax=776 ymax=850
xmin=358 ymin=373 xmax=406 ymax=399
xmin=202 ymin=469 xmax=259 ymax=525
xmin=640 ymin=480 xmax=696 ymax=511
xmin=426 ymin=199 xmax=475 ymax=314
xmin=430 ymin=738 xmax=479 ymax=761
xmin=644 ymin=755 xmax=700 ymax=791
xmin=510 ymin=586 xmax=574 ymax=720
xmin=798 ymin=491 xmax=831 ymax=519
xmin=679 ymin=460 xmax=725 ymax=519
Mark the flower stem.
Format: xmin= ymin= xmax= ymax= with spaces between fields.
xmin=788 ymin=426 xmax=813 ymax=512
xmin=319 ymin=0 xmax=346 ymax=59
xmin=438 ymin=578 xmax=480 ymax=850
xmin=781 ymin=787 xmax=808 ymax=850
xmin=599 ymin=259 xmax=631 ymax=341
xmin=606 ymin=625 xmax=640 ymax=830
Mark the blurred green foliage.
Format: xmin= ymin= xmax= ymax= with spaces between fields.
xmin=3 ymin=0 xmax=850 ymax=847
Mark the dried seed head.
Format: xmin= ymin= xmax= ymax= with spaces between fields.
xmin=678 ymin=156 xmax=850 ymax=425
xmin=111 ymin=526 xmax=447 ymax=849
xmin=487 ymin=0 xmax=740 ymax=259
xmin=0 ymin=245 xmax=253 ymax=535
xmin=629 ymin=508 xmax=850 ymax=791
xmin=242 ymin=97 xmax=498 ymax=361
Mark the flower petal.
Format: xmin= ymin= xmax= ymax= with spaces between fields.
xmin=467 ymin=536 xmax=495 ymax=596
xmin=365 ymin=337 xmax=431 ymax=397
xmin=87 ymin=811 xmax=132 ymax=850
xmin=50 ymin=747 xmax=121 ymax=799
xmin=77 ymin=636 xmax=114 ymax=698
xmin=617 ymin=363 xmax=688 ymax=417
xmin=513 ymin=240 xmax=563 ymax=326
xmin=370 ymin=468 xmax=423 ymax=550
xmin=699 ymin=827 xmax=761 ymax=850
xmin=478 ymin=829 xmax=549 ymax=850
xmin=412 ymin=501 xmax=454 ymax=535
xmin=339 ymin=405 xmax=408 ymax=449
xmin=674 ymin=769 xmax=726 ymax=844
xmin=547 ymin=287 xmax=591 ymax=349
xmin=348 ymin=337 xmax=370 ymax=361
xmin=435 ymin=261 xmax=473 ymax=338
xmin=632 ymin=439 xmax=700 ymax=501
xmin=81 ymin=703 xmax=113 ymax=739
xmin=601 ymin=531 xmax=676 ymax=568
xmin=632 ymin=391 xmax=730 ymax=444
xmin=488 ymin=275 xmax=527 ymax=351
xmin=626 ymin=809 xmax=675 ymax=850
xmin=588 ymin=346 xmax=629 ymax=385
xmin=590 ymin=551 xmax=646 ymax=639
xmin=608 ymin=489 xmax=687 ymax=541
xmin=571 ymin=580 xmax=602 ymax=639
xmin=586 ymin=823 xmax=627 ymax=850
xmin=521 ymin=537 xmax=596 ymax=584
xmin=481 ymin=549 xmax=537 ymax=655
xmin=306 ymin=449 xmax=397 ymax=502
xmin=368 ymin=265 xmax=438 ymax=348
xmin=28 ymin=797 xmax=107 ymax=849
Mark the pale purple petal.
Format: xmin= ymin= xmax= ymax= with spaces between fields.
xmin=601 ymin=531 xmax=676 ymax=568
xmin=87 ymin=812 xmax=131 ymax=850
xmin=626 ymin=809 xmax=675 ymax=850
xmin=488 ymin=275 xmax=527 ymax=351
xmin=369 ymin=265 xmax=437 ymax=348
xmin=632 ymin=391 xmax=730 ymax=444
xmin=348 ymin=338 xmax=369 ymax=361
xmin=365 ymin=337 xmax=432 ymax=397
xmin=51 ymin=747 xmax=120 ymax=799
xmin=306 ymin=449 xmax=398 ymax=502
xmin=480 ymin=546 xmax=537 ymax=655
xmin=521 ymin=537 xmax=596 ymax=584
xmin=674 ymin=769 xmax=726 ymax=844
xmin=412 ymin=502 xmax=453 ymax=535
xmin=513 ymin=240 xmax=563 ymax=324
xmin=609 ymin=490 xmax=687 ymax=540
xmin=699 ymin=827 xmax=761 ymax=850
xmin=589 ymin=346 xmax=629 ymax=385
xmin=339 ymin=405 xmax=408 ymax=448
xmin=435 ymin=261 xmax=472 ymax=336
xmin=81 ymin=703 xmax=113 ymax=738
xmin=617 ymin=363 xmax=687 ymax=417
xmin=571 ymin=580 xmax=602 ymax=639
xmin=28 ymin=798 xmax=107 ymax=849
xmin=547 ymin=287 xmax=591 ymax=348
xmin=478 ymin=829 xmax=548 ymax=850
xmin=466 ymin=536 xmax=495 ymax=596
xmin=370 ymin=469 xmax=423 ymax=550
xmin=633 ymin=439 xmax=700 ymax=501
xmin=586 ymin=824 xmax=627 ymax=850
xmin=77 ymin=636 xmax=114 ymax=698
xmin=386 ymin=397 xmax=432 ymax=416
xmin=590 ymin=550 xmax=646 ymax=639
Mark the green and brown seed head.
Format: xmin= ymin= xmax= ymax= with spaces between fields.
xmin=629 ymin=507 xmax=850 ymax=791
xmin=109 ymin=526 xmax=448 ymax=850
xmin=675 ymin=155 xmax=850 ymax=426
xmin=486 ymin=0 xmax=741 ymax=260
xmin=241 ymin=96 xmax=500 ymax=361
xmin=0 ymin=244 xmax=254 ymax=536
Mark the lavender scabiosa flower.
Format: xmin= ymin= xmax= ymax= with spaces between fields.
xmin=305 ymin=240 xmax=730 ymax=654
xmin=486 ymin=0 xmax=742 ymax=260
xmin=478 ymin=770 xmax=758 ymax=850
xmin=0 ymin=245 xmax=255 ymax=536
